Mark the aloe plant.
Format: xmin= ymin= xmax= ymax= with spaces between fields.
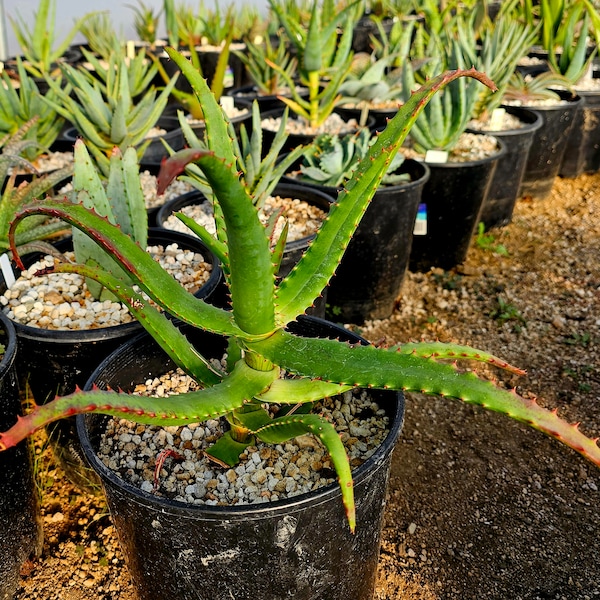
xmin=2 ymin=50 xmax=599 ymax=535
xmin=0 ymin=59 xmax=66 ymax=158
xmin=79 ymin=47 xmax=159 ymax=98
xmin=456 ymin=10 xmax=539 ymax=119
xmin=0 ymin=121 xmax=72 ymax=256
xmin=70 ymin=140 xmax=147 ymax=301
xmin=127 ymin=0 xmax=162 ymax=47
xmin=402 ymin=39 xmax=483 ymax=152
xmin=41 ymin=58 xmax=177 ymax=174
xmin=9 ymin=0 xmax=92 ymax=78
xmin=296 ymin=129 xmax=408 ymax=187
xmin=267 ymin=0 xmax=359 ymax=128
xmin=79 ymin=11 xmax=124 ymax=60
xmin=176 ymin=102 xmax=307 ymax=210
xmin=234 ymin=33 xmax=298 ymax=96
xmin=503 ymin=70 xmax=570 ymax=103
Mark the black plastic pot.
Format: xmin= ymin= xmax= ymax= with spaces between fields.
xmin=77 ymin=315 xmax=405 ymax=600
xmin=0 ymin=312 xmax=43 ymax=599
xmin=518 ymin=91 xmax=582 ymax=200
xmin=225 ymin=84 xmax=309 ymax=113
xmin=559 ymin=89 xmax=600 ymax=178
xmin=0 ymin=230 xmax=221 ymax=488
xmin=409 ymin=137 xmax=505 ymax=273
xmin=284 ymin=159 xmax=430 ymax=322
xmin=468 ymin=106 xmax=543 ymax=228
xmin=156 ymin=184 xmax=334 ymax=316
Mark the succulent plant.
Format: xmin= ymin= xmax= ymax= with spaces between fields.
xmin=455 ymin=9 xmax=539 ymax=119
xmin=503 ymin=70 xmax=571 ymax=104
xmin=127 ymin=0 xmax=162 ymax=47
xmin=41 ymin=57 xmax=177 ymax=174
xmin=0 ymin=59 xmax=66 ymax=159
xmin=0 ymin=120 xmax=72 ymax=256
xmin=79 ymin=11 xmax=124 ymax=60
xmin=266 ymin=0 xmax=359 ymax=128
xmin=234 ymin=33 xmax=298 ymax=96
xmin=79 ymin=46 xmax=159 ymax=99
xmin=402 ymin=38 xmax=484 ymax=152
xmin=296 ymin=129 xmax=408 ymax=187
xmin=2 ymin=51 xmax=599 ymax=537
xmin=176 ymin=102 xmax=307 ymax=210
xmin=9 ymin=0 xmax=92 ymax=78
xmin=70 ymin=140 xmax=147 ymax=301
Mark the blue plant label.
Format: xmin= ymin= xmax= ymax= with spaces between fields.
xmin=414 ymin=204 xmax=427 ymax=236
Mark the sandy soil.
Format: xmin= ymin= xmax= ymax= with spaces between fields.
xmin=13 ymin=172 xmax=600 ymax=600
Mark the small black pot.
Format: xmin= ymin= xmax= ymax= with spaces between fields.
xmin=518 ymin=90 xmax=582 ymax=200
xmin=0 ymin=312 xmax=43 ymax=598
xmin=284 ymin=159 xmax=430 ymax=322
xmin=559 ymin=89 xmax=600 ymax=177
xmin=0 ymin=230 xmax=222 ymax=488
xmin=77 ymin=315 xmax=405 ymax=600
xmin=409 ymin=137 xmax=505 ymax=272
xmin=468 ymin=106 xmax=543 ymax=228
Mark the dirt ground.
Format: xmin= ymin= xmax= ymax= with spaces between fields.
xmin=14 ymin=172 xmax=600 ymax=600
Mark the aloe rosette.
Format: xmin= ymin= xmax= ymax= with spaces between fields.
xmin=1 ymin=50 xmax=599 ymax=533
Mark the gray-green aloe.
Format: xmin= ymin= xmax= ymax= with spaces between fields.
xmin=1 ymin=49 xmax=599 ymax=533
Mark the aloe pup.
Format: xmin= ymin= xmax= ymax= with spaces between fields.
xmin=1 ymin=50 xmax=599 ymax=534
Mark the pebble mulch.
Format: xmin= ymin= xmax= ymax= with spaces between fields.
xmin=98 ymin=368 xmax=390 ymax=506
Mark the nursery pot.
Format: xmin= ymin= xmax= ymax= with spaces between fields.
xmin=559 ymin=89 xmax=600 ymax=178
xmin=0 ymin=230 xmax=221 ymax=488
xmin=409 ymin=137 xmax=505 ymax=273
xmin=518 ymin=90 xmax=582 ymax=200
xmin=77 ymin=315 xmax=405 ymax=600
xmin=284 ymin=159 xmax=429 ymax=322
xmin=0 ymin=312 xmax=43 ymax=600
xmin=468 ymin=106 xmax=543 ymax=228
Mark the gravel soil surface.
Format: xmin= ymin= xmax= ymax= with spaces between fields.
xmin=14 ymin=173 xmax=600 ymax=600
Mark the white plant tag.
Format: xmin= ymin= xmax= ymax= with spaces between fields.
xmin=220 ymin=95 xmax=235 ymax=112
xmin=126 ymin=40 xmax=136 ymax=60
xmin=425 ymin=150 xmax=448 ymax=164
xmin=0 ymin=253 xmax=15 ymax=288
xmin=489 ymin=108 xmax=506 ymax=131
xmin=413 ymin=204 xmax=427 ymax=236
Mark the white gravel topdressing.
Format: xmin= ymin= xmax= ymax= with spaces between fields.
xmin=98 ymin=368 xmax=391 ymax=506
xmin=1 ymin=244 xmax=212 ymax=330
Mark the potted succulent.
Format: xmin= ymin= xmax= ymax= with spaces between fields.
xmin=400 ymin=37 xmax=505 ymax=272
xmin=284 ymin=128 xmax=429 ymax=322
xmin=335 ymin=19 xmax=415 ymax=129
xmin=0 ymin=60 xmax=67 ymax=164
xmin=42 ymin=54 xmax=179 ymax=174
xmin=1 ymin=49 xmax=599 ymax=600
xmin=7 ymin=0 xmax=88 ymax=83
xmin=460 ymin=9 xmax=543 ymax=228
xmin=228 ymin=32 xmax=302 ymax=112
xmin=262 ymin=0 xmax=363 ymax=146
